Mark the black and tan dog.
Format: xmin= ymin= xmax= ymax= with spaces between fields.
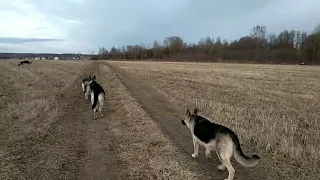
xmin=181 ymin=108 xmax=260 ymax=180
xmin=18 ymin=60 xmax=32 ymax=66
xmin=87 ymin=75 xmax=105 ymax=119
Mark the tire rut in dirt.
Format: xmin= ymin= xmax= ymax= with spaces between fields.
xmin=79 ymin=62 xmax=125 ymax=180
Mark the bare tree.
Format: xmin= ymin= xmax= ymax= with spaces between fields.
xmin=250 ymin=25 xmax=267 ymax=49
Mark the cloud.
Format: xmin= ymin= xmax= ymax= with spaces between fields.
xmin=0 ymin=37 xmax=65 ymax=44
xmin=76 ymin=0 xmax=320 ymax=49
xmin=0 ymin=0 xmax=90 ymax=53
xmin=0 ymin=41 xmax=89 ymax=54
xmin=0 ymin=0 xmax=319 ymax=53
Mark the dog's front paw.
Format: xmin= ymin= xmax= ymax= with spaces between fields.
xmin=191 ymin=154 xmax=198 ymax=158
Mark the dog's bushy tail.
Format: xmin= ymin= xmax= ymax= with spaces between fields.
xmin=230 ymin=132 xmax=260 ymax=167
xmin=92 ymin=93 xmax=98 ymax=109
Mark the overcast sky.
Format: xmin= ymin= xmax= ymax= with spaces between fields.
xmin=0 ymin=0 xmax=319 ymax=54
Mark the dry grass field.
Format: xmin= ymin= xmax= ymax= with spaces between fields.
xmin=1 ymin=59 xmax=319 ymax=180
xmin=0 ymin=60 xmax=91 ymax=179
xmin=108 ymin=61 xmax=320 ymax=176
xmin=0 ymin=60 xmax=209 ymax=180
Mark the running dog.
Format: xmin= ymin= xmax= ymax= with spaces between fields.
xmin=181 ymin=108 xmax=260 ymax=180
xmin=87 ymin=75 xmax=105 ymax=119
xmin=18 ymin=60 xmax=32 ymax=66
xmin=81 ymin=76 xmax=91 ymax=100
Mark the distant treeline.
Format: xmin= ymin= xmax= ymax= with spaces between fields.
xmin=0 ymin=55 xmax=11 ymax=59
xmin=93 ymin=24 xmax=320 ymax=64
xmin=0 ymin=53 xmax=92 ymax=60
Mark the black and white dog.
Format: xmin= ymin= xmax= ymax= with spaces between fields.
xmin=18 ymin=60 xmax=32 ymax=66
xmin=181 ymin=108 xmax=260 ymax=180
xmin=87 ymin=75 xmax=105 ymax=119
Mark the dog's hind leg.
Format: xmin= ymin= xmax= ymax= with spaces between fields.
xmin=93 ymin=109 xmax=97 ymax=119
xmin=99 ymin=108 xmax=103 ymax=117
xmin=216 ymin=151 xmax=226 ymax=171
xmin=91 ymin=92 xmax=97 ymax=119
xmin=98 ymin=93 xmax=104 ymax=117
xmin=205 ymin=147 xmax=212 ymax=159
xmin=97 ymin=103 xmax=103 ymax=117
xmin=219 ymin=157 xmax=235 ymax=180
xmin=217 ymin=141 xmax=235 ymax=180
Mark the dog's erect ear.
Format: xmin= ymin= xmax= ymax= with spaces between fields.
xmin=193 ymin=108 xmax=198 ymax=115
xmin=92 ymin=75 xmax=96 ymax=80
xmin=181 ymin=119 xmax=186 ymax=125
xmin=186 ymin=109 xmax=191 ymax=116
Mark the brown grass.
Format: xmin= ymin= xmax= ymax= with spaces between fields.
xmin=98 ymin=63 xmax=208 ymax=179
xmin=108 ymin=60 xmax=320 ymax=172
xmin=0 ymin=60 xmax=209 ymax=179
xmin=0 ymin=60 xmax=90 ymax=179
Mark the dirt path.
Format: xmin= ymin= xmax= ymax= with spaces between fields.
xmin=106 ymin=62 xmax=306 ymax=180
xmin=81 ymin=62 xmax=212 ymax=180
xmin=32 ymin=61 xmax=122 ymax=180
xmin=1 ymin=61 xmax=121 ymax=180
xmin=81 ymin=62 xmax=125 ymax=180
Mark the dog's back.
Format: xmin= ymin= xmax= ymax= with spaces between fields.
xmin=19 ymin=61 xmax=26 ymax=66
xmin=19 ymin=60 xmax=32 ymax=66
xmin=90 ymin=81 xmax=105 ymax=95
xmin=23 ymin=60 xmax=31 ymax=64
xmin=90 ymin=81 xmax=105 ymax=108
xmin=89 ymin=80 xmax=105 ymax=119
xmin=193 ymin=116 xmax=230 ymax=143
